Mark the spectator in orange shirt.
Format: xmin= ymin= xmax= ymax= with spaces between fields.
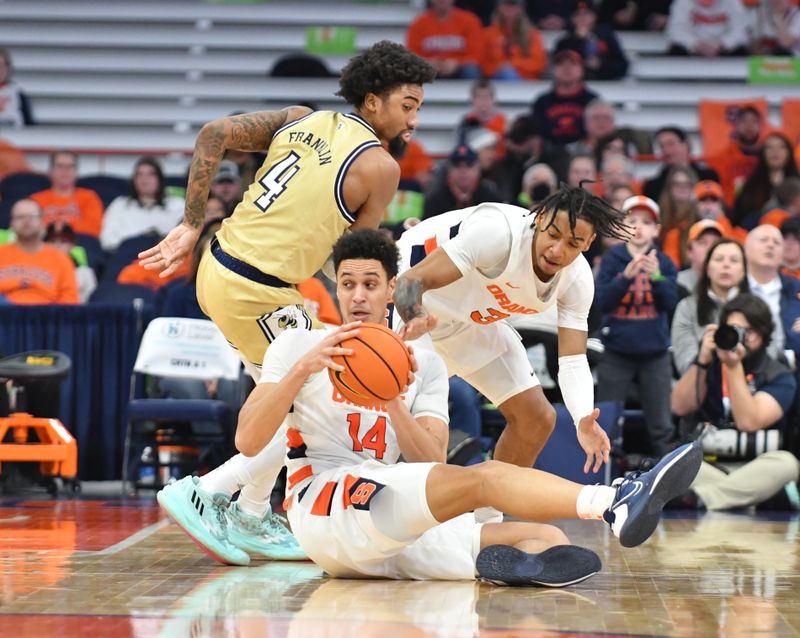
xmin=707 ymin=105 xmax=764 ymax=209
xmin=395 ymin=138 xmax=434 ymax=191
xmin=456 ymin=79 xmax=508 ymax=158
xmin=0 ymin=199 xmax=78 ymax=304
xmin=117 ymin=255 xmax=189 ymax=291
xmin=406 ymin=0 xmax=484 ymax=79
xmin=30 ymin=151 xmax=104 ymax=238
xmin=481 ymin=0 xmax=547 ymax=80
xmin=694 ymin=179 xmax=747 ymax=243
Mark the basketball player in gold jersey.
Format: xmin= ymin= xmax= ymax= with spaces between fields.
xmin=140 ymin=40 xmax=436 ymax=376
xmin=140 ymin=41 xmax=436 ymax=563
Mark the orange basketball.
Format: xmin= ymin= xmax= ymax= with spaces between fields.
xmin=328 ymin=323 xmax=412 ymax=406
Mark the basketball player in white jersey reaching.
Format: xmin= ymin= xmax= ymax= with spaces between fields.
xmin=394 ymin=184 xmax=631 ymax=479
xmin=231 ymin=229 xmax=702 ymax=584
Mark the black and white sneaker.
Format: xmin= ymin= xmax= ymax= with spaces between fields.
xmin=476 ymin=545 xmax=602 ymax=587
xmin=605 ymin=441 xmax=703 ymax=548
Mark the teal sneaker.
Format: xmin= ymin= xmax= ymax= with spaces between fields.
xmin=157 ymin=476 xmax=250 ymax=566
xmin=226 ymin=502 xmax=308 ymax=561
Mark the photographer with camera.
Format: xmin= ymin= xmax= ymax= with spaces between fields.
xmin=670 ymin=293 xmax=799 ymax=510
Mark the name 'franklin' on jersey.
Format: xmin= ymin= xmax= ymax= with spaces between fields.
xmin=259 ymin=328 xmax=450 ymax=498
xmin=215 ymin=111 xmax=382 ymax=284
xmin=396 ymin=202 xmax=595 ymax=336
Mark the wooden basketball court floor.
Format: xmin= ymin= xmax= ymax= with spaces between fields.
xmin=1 ymin=497 xmax=799 ymax=637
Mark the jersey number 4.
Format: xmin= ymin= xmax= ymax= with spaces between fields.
xmin=347 ymin=413 xmax=387 ymax=460
xmin=255 ymin=151 xmax=301 ymax=212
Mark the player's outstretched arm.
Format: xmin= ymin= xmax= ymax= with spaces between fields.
xmin=235 ymin=322 xmax=361 ymax=456
xmin=139 ymin=105 xmax=312 ymax=276
xmin=395 ymin=248 xmax=462 ymax=340
xmin=557 ymin=327 xmax=610 ymax=473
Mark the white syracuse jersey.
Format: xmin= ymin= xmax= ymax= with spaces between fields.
xmin=397 ymin=202 xmax=594 ymax=337
xmin=259 ymin=328 xmax=450 ymax=500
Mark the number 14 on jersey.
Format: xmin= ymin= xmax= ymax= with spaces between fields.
xmin=347 ymin=413 xmax=387 ymax=460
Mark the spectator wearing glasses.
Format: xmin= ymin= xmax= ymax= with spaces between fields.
xmin=0 ymin=199 xmax=78 ymax=305
xmin=30 ymin=151 xmax=105 ymax=238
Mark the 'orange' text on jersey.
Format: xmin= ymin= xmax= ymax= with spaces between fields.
xmin=470 ymin=284 xmax=539 ymax=324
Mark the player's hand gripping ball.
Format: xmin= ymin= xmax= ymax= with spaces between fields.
xmin=329 ymin=324 xmax=412 ymax=406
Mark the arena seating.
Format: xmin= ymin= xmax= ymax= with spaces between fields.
xmin=1 ymin=0 xmax=796 ymax=178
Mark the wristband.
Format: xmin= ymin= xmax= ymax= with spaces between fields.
xmin=693 ymin=357 xmax=710 ymax=370
xmin=558 ymin=354 xmax=594 ymax=427
xmin=650 ymin=272 xmax=665 ymax=283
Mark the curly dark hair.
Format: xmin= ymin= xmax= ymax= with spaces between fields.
xmin=719 ymin=293 xmax=774 ymax=349
xmin=333 ymin=229 xmax=399 ymax=279
xmin=529 ymin=182 xmax=630 ymax=240
xmin=336 ymin=41 xmax=437 ymax=107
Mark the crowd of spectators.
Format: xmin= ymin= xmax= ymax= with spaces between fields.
xmin=0 ymin=0 xmax=799 ymax=506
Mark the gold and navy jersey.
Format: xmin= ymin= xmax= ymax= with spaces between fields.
xmin=216 ymin=111 xmax=382 ymax=283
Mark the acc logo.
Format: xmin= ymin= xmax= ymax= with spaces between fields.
xmin=162 ymin=320 xmax=185 ymax=339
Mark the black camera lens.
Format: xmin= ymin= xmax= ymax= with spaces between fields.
xmin=530 ymin=183 xmax=552 ymax=201
xmin=714 ymin=324 xmax=745 ymax=351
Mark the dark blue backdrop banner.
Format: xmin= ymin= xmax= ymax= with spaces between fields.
xmin=0 ymin=304 xmax=146 ymax=480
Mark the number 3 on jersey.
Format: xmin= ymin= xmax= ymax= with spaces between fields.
xmin=470 ymin=307 xmax=509 ymax=325
xmin=347 ymin=413 xmax=387 ymax=460
xmin=255 ymin=151 xmax=301 ymax=212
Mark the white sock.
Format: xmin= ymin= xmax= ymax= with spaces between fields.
xmin=197 ymin=454 xmax=252 ymax=497
xmin=198 ymin=421 xmax=288 ymax=499
xmin=237 ymin=480 xmax=273 ymax=519
xmin=576 ymin=485 xmax=616 ymax=520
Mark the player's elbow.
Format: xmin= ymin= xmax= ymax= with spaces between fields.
xmin=235 ymin=431 xmax=261 ymax=457
xmin=234 ymin=417 xmax=261 ymax=457
xmin=197 ymin=119 xmax=226 ymax=146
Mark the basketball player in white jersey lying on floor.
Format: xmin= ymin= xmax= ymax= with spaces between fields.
xmin=393 ymin=183 xmax=632 ymax=480
xmin=229 ymin=229 xmax=702 ymax=585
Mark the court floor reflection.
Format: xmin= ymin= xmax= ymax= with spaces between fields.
xmin=0 ymin=497 xmax=798 ymax=637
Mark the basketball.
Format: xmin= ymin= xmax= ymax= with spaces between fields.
xmin=329 ymin=324 xmax=412 ymax=406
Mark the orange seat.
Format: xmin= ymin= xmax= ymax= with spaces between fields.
xmin=0 ymin=412 xmax=78 ymax=478
xmin=0 ymin=350 xmax=77 ymax=485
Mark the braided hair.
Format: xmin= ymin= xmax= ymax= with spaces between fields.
xmin=529 ymin=181 xmax=630 ymax=241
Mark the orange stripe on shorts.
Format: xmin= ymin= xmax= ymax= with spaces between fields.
xmin=286 ymin=427 xmax=305 ymax=448
xmin=341 ymin=473 xmax=359 ymax=508
xmin=311 ymin=481 xmax=337 ymax=516
xmin=287 ymin=464 xmax=313 ymax=489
